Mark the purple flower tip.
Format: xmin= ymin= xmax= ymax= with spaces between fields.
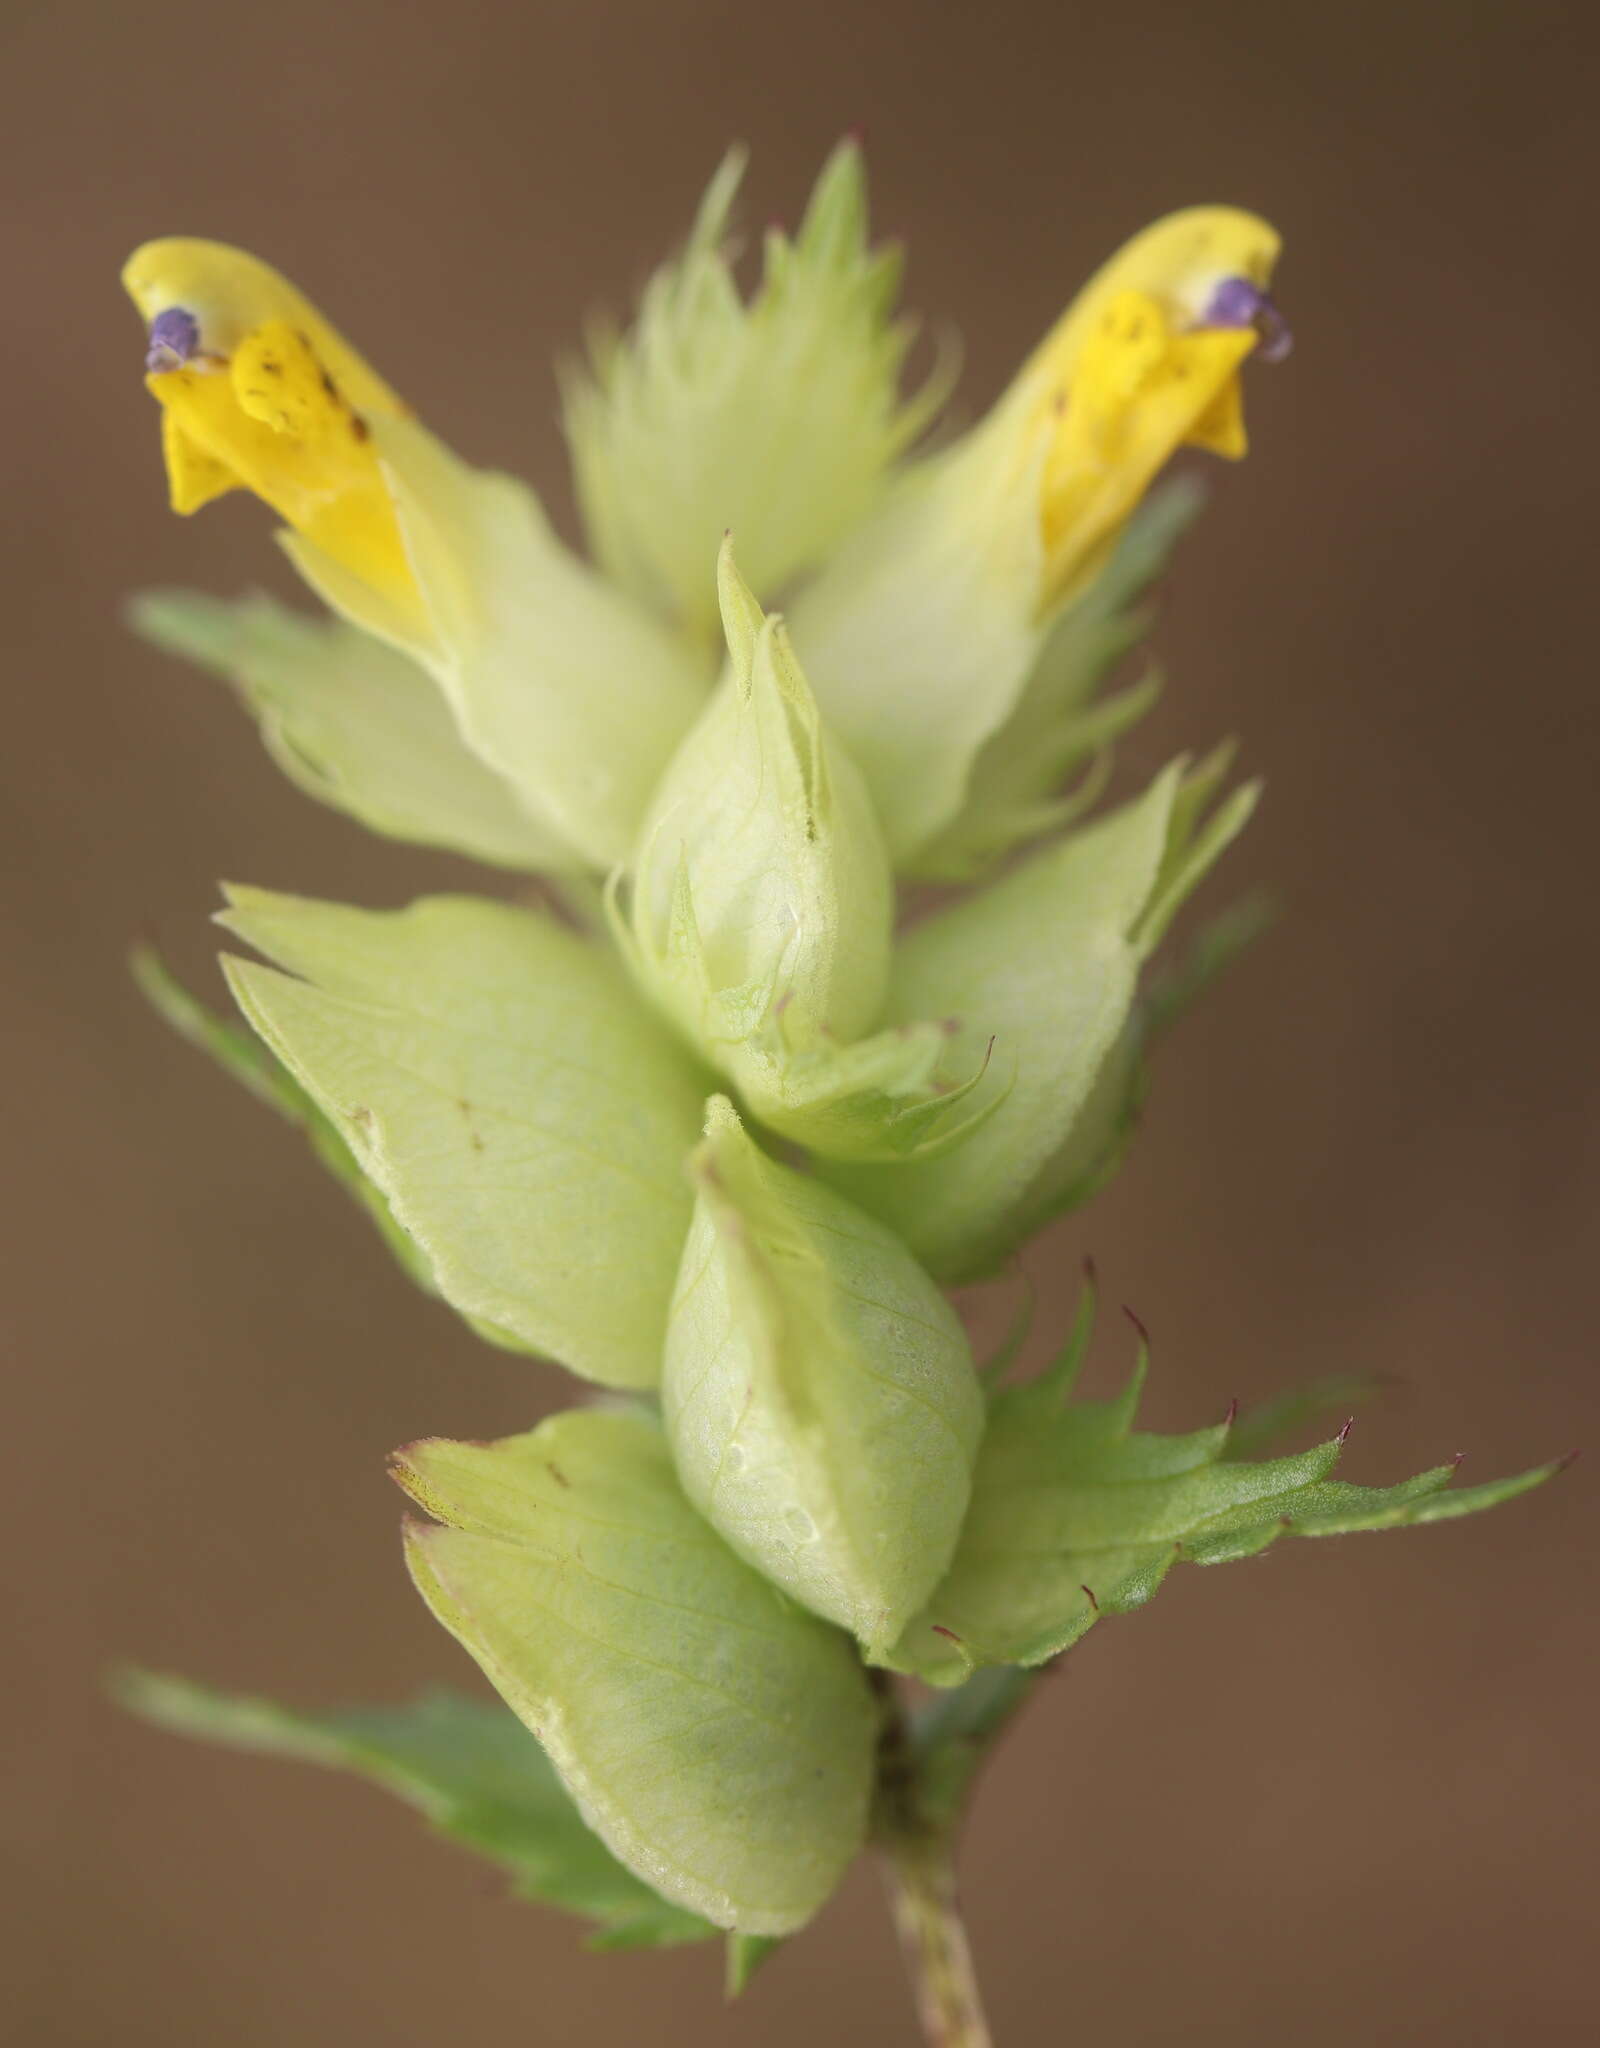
xmin=145 ymin=306 xmax=201 ymax=374
xmin=1201 ymin=275 xmax=1293 ymax=364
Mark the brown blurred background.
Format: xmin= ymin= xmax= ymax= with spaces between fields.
xmin=3 ymin=1 xmax=1595 ymax=2041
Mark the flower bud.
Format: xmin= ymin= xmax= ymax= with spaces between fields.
xmin=622 ymin=544 xmax=990 ymax=1160
xmin=663 ymin=1098 xmax=984 ymax=1657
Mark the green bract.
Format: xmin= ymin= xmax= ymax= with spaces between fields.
xmin=889 ymin=1288 xmax=1565 ymax=1686
xmin=397 ymin=1408 xmax=877 ymax=1935
xmin=128 ymin=591 xmax=572 ymax=870
xmin=220 ymin=889 xmax=707 ymax=1387
xmin=563 ymin=141 xmax=943 ymax=645
xmin=664 ymin=1099 xmax=983 ymax=1655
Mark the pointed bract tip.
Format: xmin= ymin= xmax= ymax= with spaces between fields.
xmin=930 ymin=1624 xmax=965 ymax=1644
xmin=1082 ymin=1254 xmax=1099 ymax=1286
xmin=1222 ymin=1396 xmax=1239 ymax=1428
xmin=1122 ymin=1304 xmax=1151 ymax=1347
xmin=1555 ymin=1447 xmax=1583 ymax=1473
xmin=1451 ymin=1450 xmax=1467 ymax=1469
xmin=1336 ymin=1415 xmax=1356 ymax=1446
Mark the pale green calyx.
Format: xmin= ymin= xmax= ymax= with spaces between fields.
xmin=621 ymin=544 xmax=988 ymax=1161
xmin=663 ymin=1098 xmax=984 ymax=1657
xmin=788 ymin=428 xmax=1196 ymax=875
xmin=629 ymin=542 xmax=893 ymax=1053
xmin=563 ymin=140 xmax=944 ymax=644
xmin=129 ymin=590 xmax=576 ymax=870
xmin=219 ymin=889 xmax=707 ymax=1388
xmin=396 ymin=1407 xmax=877 ymax=1935
xmin=285 ymin=417 xmax=711 ymax=871
xmin=831 ymin=753 xmax=1260 ymax=1279
xmin=910 ymin=478 xmax=1201 ymax=880
xmin=786 ymin=407 xmax=1055 ymax=866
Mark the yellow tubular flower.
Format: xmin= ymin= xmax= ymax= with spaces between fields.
xmin=790 ymin=204 xmax=1287 ymax=867
xmin=123 ymin=240 xmax=422 ymax=628
xmin=1011 ymin=205 xmax=1286 ymax=613
xmin=124 ymin=240 xmax=714 ymax=871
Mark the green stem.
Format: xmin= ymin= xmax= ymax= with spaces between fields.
xmin=879 ymin=1818 xmax=992 ymax=2048
xmin=871 ymin=1667 xmax=1037 ymax=2047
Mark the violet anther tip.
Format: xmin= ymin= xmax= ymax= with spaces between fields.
xmin=144 ymin=306 xmax=201 ymax=374
xmin=1202 ymin=275 xmax=1293 ymax=363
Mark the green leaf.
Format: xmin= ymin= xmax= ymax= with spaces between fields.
xmin=218 ymin=890 xmax=709 ymax=1388
xmin=663 ymin=1099 xmax=984 ymax=1657
xmin=831 ymin=755 xmax=1258 ymax=1280
xmin=128 ymin=591 xmax=574 ymax=871
xmin=888 ymin=1292 xmax=1568 ymax=1686
xmin=113 ymin=1673 xmax=713 ymax=1948
xmin=131 ymin=944 xmax=437 ymax=1293
xmin=563 ymin=141 xmax=943 ymax=642
xmin=398 ymin=1407 xmax=878 ymax=1936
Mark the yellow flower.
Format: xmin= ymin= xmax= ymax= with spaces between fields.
xmin=124 ymin=240 xmax=710 ymax=871
xmin=123 ymin=240 xmax=423 ymax=628
xmin=790 ymin=204 xmax=1287 ymax=867
xmin=1010 ymin=205 xmax=1285 ymax=611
